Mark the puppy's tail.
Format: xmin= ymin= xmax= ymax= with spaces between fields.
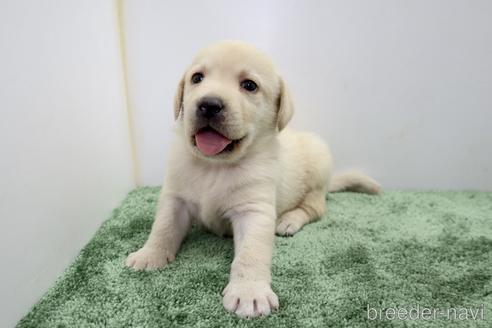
xmin=328 ymin=170 xmax=381 ymax=194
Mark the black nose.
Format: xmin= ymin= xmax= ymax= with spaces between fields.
xmin=197 ymin=97 xmax=224 ymax=119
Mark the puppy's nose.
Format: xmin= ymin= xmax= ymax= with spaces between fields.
xmin=197 ymin=97 xmax=224 ymax=119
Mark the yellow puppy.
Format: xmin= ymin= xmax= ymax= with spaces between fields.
xmin=126 ymin=41 xmax=380 ymax=318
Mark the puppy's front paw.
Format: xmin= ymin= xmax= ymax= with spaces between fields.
xmin=222 ymin=281 xmax=279 ymax=318
xmin=125 ymin=246 xmax=174 ymax=270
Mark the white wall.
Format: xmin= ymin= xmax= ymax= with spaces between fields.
xmin=0 ymin=1 xmax=134 ymax=326
xmin=123 ymin=0 xmax=492 ymax=190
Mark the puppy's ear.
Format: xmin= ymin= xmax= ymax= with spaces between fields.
xmin=276 ymin=78 xmax=294 ymax=131
xmin=173 ymin=75 xmax=185 ymax=120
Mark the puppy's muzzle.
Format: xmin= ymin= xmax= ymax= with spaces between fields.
xmin=197 ymin=96 xmax=224 ymax=119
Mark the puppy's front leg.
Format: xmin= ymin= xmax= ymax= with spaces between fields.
xmin=125 ymin=193 xmax=190 ymax=270
xmin=222 ymin=203 xmax=279 ymax=318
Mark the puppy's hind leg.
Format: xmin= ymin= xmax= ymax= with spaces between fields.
xmin=276 ymin=189 xmax=326 ymax=236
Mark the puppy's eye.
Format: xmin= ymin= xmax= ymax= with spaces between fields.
xmin=191 ymin=72 xmax=204 ymax=84
xmin=240 ymin=79 xmax=258 ymax=92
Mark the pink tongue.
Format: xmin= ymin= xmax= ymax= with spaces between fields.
xmin=195 ymin=129 xmax=232 ymax=156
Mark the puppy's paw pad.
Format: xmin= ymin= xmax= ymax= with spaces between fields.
xmin=276 ymin=218 xmax=302 ymax=236
xmin=125 ymin=247 xmax=174 ymax=271
xmin=222 ymin=281 xmax=278 ymax=318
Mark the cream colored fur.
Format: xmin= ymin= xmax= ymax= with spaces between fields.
xmin=125 ymin=41 xmax=380 ymax=318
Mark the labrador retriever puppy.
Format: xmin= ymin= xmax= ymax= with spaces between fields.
xmin=125 ymin=41 xmax=380 ymax=318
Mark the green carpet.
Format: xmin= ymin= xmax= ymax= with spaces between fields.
xmin=18 ymin=188 xmax=492 ymax=327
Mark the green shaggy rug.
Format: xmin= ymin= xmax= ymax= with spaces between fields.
xmin=18 ymin=188 xmax=492 ymax=327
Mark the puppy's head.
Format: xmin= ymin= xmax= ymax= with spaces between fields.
xmin=173 ymin=41 xmax=293 ymax=163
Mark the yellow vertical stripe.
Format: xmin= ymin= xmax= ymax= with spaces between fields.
xmin=115 ymin=0 xmax=140 ymax=186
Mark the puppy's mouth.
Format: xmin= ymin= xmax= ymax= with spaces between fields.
xmin=193 ymin=126 xmax=244 ymax=156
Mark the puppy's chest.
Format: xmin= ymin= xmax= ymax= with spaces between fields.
xmin=175 ymin=165 xmax=244 ymax=234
